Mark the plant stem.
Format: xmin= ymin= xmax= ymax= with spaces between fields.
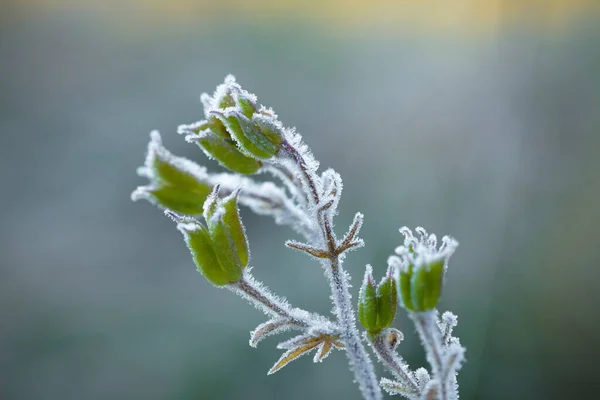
xmin=411 ymin=311 xmax=447 ymax=400
xmin=281 ymin=141 xmax=382 ymax=400
xmin=369 ymin=332 xmax=420 ymax=398
xmin=231 ymin=272 xmax=338 ymax=330
xmin=328 ymin=256 xmax=382 ymax=400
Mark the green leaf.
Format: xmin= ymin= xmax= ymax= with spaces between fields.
xmin=376 ymin=269 xmax=397 ymax=329
xmin=399 ymin=264 xmax=415 ymax=311
xmin=179 ymin=222 xmax=231 ymax=286
xmin=424 ymin=259 xmax=444 ymax=310
xmin=196 ymin=133 xmax=262 ymax=175
xmin=148 ymin=185 xmax=210 ymax=216
xmin=253 ymin=114 xmax=284 ymax=148
xmin=202 ymin=186 xmax=220 ymax=222
xmin=358 ymin=266 xmax=379 ymax=333
xmin=220 ymin=190 xmax=249 ymax=268
xmin=207 ymin=117 xmax=231 ymax=140
xmin=204 ymin=188 xmax=249 ymax=283
xmin=234 ymin=91 xmax=257 ymax=119
xmin=217 ymin=111 xmax=279 ymax=159
xmin=409 ymin=259 xmax=444 ymax=311
xmin=133 ymin=131 xmax=212 ymax=215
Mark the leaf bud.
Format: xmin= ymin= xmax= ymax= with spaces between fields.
xmin=131 ymin=131 xmax=212 ymax=215
xmin=391 ymin=227 xmax=458 ymax=312
xmin=187 ymin=128 xmax=262 ymax=175
xmin=172 ymin=186 xmax=250 ymax=286
xmin=358 ymin=265 xmax=379 ymax=333
xmin=213 ymin=110 xmax=281 ymax=160
xmin=177 ymin=220 xmax=231 ymax=286
xmin=204 ymin=187 xmax=250 ymax=282
xmin=375 ymin=265 xmax=398 ymax=330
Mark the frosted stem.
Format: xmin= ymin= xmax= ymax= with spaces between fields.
xmin=411 ymin=311 xmax=448 ymax=400
xmin=209 ymin=173 xmax=313 ymax=238
xmin=328 ymin=257 xmax=382 ymax=400
xmin=230 ymin=272 xmax=334 ymax=330
xmin=369 ymin=332 xmax=420 ymax=398
xmin=281 ymin=141 xmax=382 ymax=400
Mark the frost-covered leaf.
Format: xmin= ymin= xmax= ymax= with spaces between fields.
xmin=183 ymin=128 xmax=262 ymax=175
xmin=375 ymin=265 xmax=398 ymax=330
xmin=313 ymin=341 xmax=334 ymax=363
xmin=414 ymin=368 xmax=431 ymax=392
xmin=202 ymin=187 xmax=249 ymax=283
xmin=285 ymin=240 xmax=329 ymax=259
xmin=320 ymin=168 xmax=342 ymax=216
xmin=252 ymin=114 xmax=284 ymax=149
xmin=131 ymin=131 xmax=212 ymax=215
xmin=175 ymin=220 xmax=231 ymax=286
xmin=268 ymin=341 xmax=321 ymax=374
xmin=269 ymin=331 xmax=344 ymax=374
xmin=439 ymin=311 xmax=459 ymax=347
xmin=380 ymin=378 xmax=415 ymax=398
xmin=358 ymin=265 xmax=378 ymax=333
xmin=250 ymin=318 xmax=295 ymax=348
xmin=277 ymin=333 xmax=322 ymax=350
xmin=337 ymin=212 xmax=365 ymax=254
xmin=224 ymin=109 xmax=281 ymax=159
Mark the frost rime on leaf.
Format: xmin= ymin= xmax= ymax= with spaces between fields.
xmin=250 ymin=318 xmax=296 ymax=348
xmin=268 ymin=332 xmax=345 ymax=374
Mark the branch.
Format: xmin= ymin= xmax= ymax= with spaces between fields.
xmin=336 ymin=212 xmax=365 ymax=254
xmin=278 ymin=138 xmax=382 ymax=400
xmin=368 ymin=330 xmax=420 ymax=399
xmin=229 ymin=271 xmax=335 ymax=331
xmin=285 ymin=240 xmax=330 ymax=259
xmin=208 ymin=173 xmax=313 ymax=238
xmin=410 ymin=311 xmax=459 ymax=400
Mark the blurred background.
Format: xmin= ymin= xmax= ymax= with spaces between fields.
xmin=1 ymin=1 xmax=599 ymax=399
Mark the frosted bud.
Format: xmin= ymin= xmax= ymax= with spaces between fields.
xmin=358 ymin=265 xmax=378 ymax=333
xmin=358 ymin=265 xmax=398 ymax=334
xmin=173 ymin=187 xmax=250 ymax=286
xmin=232 ymin=86 xmax=258 ymax=118
xmin=203 ymin=76 xmax=283 ymax=160
xmin=131 ymin=131 xmax=211 ymax=215
xmin=375 ymin=265 xmax=398 ymax=330
xmin=215 ymin=109 xmax=282 ymax=160
xmin=177 ymin=220 xmax=231 ymax=286
xmin=180 ymin=122 xmax=262 ymax=175
xmin=394 ymin=227 xmax=458 ymax=312
xmin=252 ymin=114 xmax=284 ymax=148
xmin=205 ymin=187 xmax=250 ymax=281
xmin=202 ymin=74 xmax=237 ymax=111
xmin=179 ymin=75 xmax=263 ymax=174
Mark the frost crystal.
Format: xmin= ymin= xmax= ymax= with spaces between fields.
xmin=133 ymin=131 xmax=210 ymax=194
xmin=391 ymin=226 xmax=458 ymax=275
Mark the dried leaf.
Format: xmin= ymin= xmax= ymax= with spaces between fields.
xmin=270 ymin=332 xmax=344 ymax=373
xmin=277 ymin=333 xmax=321 ymax=350
xmin=268 ymin=342 xmax=321 ymax=374
xmin=313 ymin=341 xmax=333 ymax=363
xmin=333 ymin=340 xmax=345 ymax=348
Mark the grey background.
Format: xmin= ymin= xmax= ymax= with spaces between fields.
xmin=1 ymin=2 xmax=599 ymax=399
